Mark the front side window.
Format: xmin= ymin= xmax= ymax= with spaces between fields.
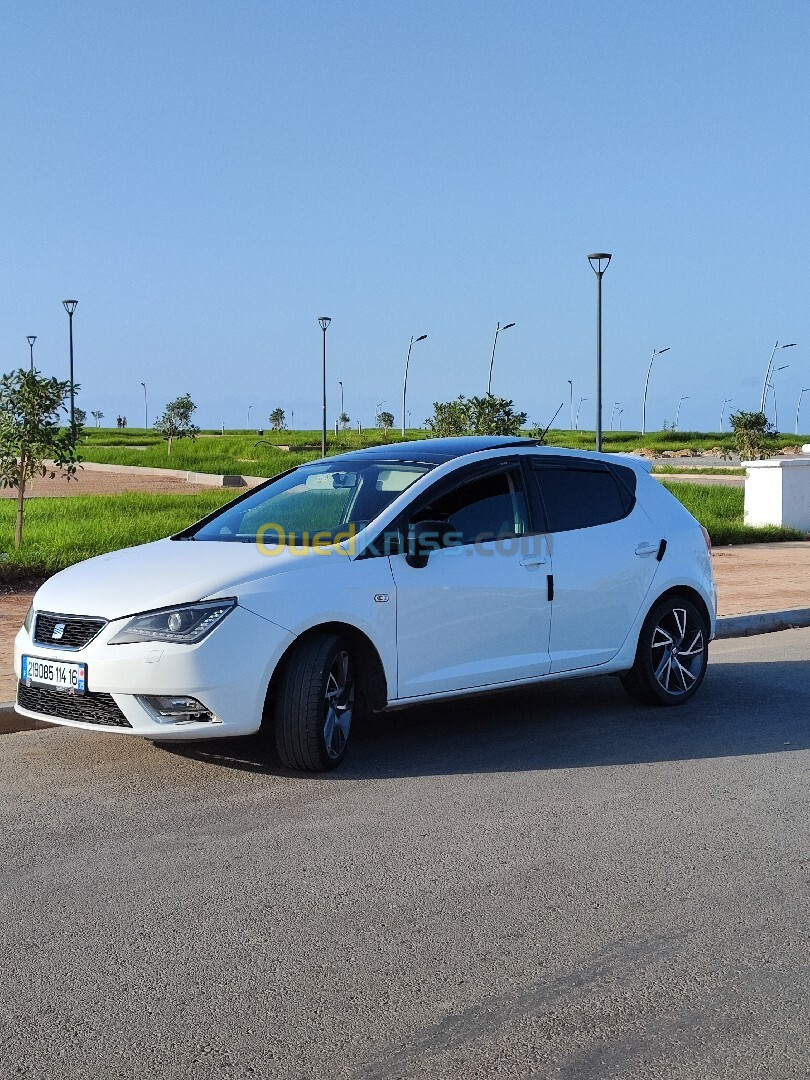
xmin=187 ymin=461 xmax=433 ymax=544
xmin=413 ymin=468 xmax=529 ymax=545
xmin=532 ymin=462 xmax=635 ymax=533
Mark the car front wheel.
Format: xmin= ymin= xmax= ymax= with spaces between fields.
xmin=621 ymin=597 xmax=708 ymax=706
xmin=274 ymin=632 xmax=356 ymax=771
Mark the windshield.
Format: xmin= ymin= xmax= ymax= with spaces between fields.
xmin=188 ymin=460 xmax=433 ymax=544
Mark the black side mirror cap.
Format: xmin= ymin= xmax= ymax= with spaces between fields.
xmin=405 ymin=518 xmax=459 ymax=568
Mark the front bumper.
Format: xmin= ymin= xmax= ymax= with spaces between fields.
xmin=14 ymin=604 xmax=294 ymax=741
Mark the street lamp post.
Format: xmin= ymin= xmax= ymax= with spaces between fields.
xmin=567 ymin=380 xmax=573 ymax=430
xmin=247 ymin=405 xmax=253 ymax=428
xmin=319 ymin=317 xmax=331 ymax=456
xmin=575 ymin=396 xmax=588 ymax=430
xmin=760 ymin=341 xmax=796 ymax=415
xmin=769 ymin=364 xmax=789 ymax=430
xmin=140 ymin=382 xmax=148 ymax=429
xmin=675 ymin=395 xmax=690 ymax=429
xmin=402 ymin=333 xmax=427 ymax=437
xmin=338 ymin=381 xmax=344 ymax=418
xmin=720 ymin=397 xmax=733 ymax=431
xmin=796 ymin=388 xmax=810 ymax=435
xmin=641 ymin=347 xmax=670 ymax=436
xmin=587 ymin=253 xmax=611 ymax=451
xmin=62 ymin=300 xmax=78 ymax=433
xmin=26 ymin=336 xmax=37 ymax=372
xmin=610 ymin=402 xmax=621 ymax=430
xmin=486 ymin=322 xmax=515 ymax=396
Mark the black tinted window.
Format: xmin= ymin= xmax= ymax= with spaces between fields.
xmin=532 ymin=463 xmax=634 ymax=532
xmin=416 ymin=469 xmax=529 ymax=545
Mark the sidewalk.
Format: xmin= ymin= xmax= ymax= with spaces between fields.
xmin=2 ymin=540 xmax=809 ymax=734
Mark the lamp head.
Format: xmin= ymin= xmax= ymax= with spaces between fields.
xmin=318 ymin=316 xmax=331 ymax=331
xmin=588 ymin=253 xmax=612 ymax=274
xmin=62 ymin=299 xmax=78 ymax=315
xmin=416 ymin=334 xmax=427 ymax=342
xmin=26 ymin=336 xmax=36 ymax=347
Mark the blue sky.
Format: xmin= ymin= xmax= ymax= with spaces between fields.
xmin=2 ymin=1 xmax=809 ymax=435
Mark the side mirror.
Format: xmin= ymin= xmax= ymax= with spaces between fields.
xmin=405 ymin=518 xmax=459 ymax=568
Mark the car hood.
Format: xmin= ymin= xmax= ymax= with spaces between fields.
xmin=32 ymin=537 xmax=345 ymax=620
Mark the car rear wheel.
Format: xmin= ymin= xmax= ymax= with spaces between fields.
xmin=621 ymin=597 xmax=708 ymax=706
xmin=274 ymin=632 xmax=356 ymax=771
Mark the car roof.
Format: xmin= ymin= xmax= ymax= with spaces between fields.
xmin=324 ymin=436 xmax=541 ymax=465
xmin=316 ymin=436 xmax=652 ymax=474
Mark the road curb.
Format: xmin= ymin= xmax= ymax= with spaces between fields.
xmin=714 ymin=607 xmax=810 ymax=638
xmin=2 ymin=607 xmax=810 ymax=736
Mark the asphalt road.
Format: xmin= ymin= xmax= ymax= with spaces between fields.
xmin=1 ymin=629 xmax=809 ymax=1079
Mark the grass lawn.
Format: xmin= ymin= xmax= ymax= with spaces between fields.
xmin=79 ymin=427 xmax=378 ymax=478
xmin=0 ymin=491 xmax=234 ymax=579
xmin=660 ymin=482 xmax=804 ymax=545
xmin=76 ymin=426 xmax=810 ymax=477
xmin=0 ymin=480 xmax=803 ymax=584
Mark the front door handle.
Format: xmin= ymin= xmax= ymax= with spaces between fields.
xmin=635 ymin=542 xmax=659 ymax=556
xmin=520 ymin=555 xmax=548 ymax=569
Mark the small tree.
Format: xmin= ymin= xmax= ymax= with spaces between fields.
xmin=377 ymin=410 xmax=395 ymax=436
xmin=269 ymin=408 xmax=286 ymax=431
xmin=73 ymin=407 xmax=87 ymax=432
xmin=91 ymin=410 xmax=104 ymax=427
xmin=426 ymin=394 xmax=527 ymax=437
xmin=729 ymin=410 xmax=775 ymax=460
xmin=467 ymin=394 xmax=527 ymax=436
xmin=154 ymin=393 xmax=200 ymax=455
xmin=426 ymin=396 xmax=471 ymax=437
xmin=0 ymin=369 xmax=80 ymax=546
xmin=339 ymin=411 xmax=350 ymax=431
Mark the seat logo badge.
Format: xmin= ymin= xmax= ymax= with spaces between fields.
xmin=374 ymin=594 xmax=389 ymax=603
xmin=52 ymin=623 xmax=65 ymax=640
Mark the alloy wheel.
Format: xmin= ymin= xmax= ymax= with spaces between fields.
xmin=323 ymin=649 xmax=354 ymax=759
xmin=650 ymin=606 xmax=705 ymax=697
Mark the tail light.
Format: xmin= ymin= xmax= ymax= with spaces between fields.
xmin=700 ymin=525 xmax=712 ymax=552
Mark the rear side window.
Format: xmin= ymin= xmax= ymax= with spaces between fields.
xmin=532 ymin=462 xmax=636 ymax=533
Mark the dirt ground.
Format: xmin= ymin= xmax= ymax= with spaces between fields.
xmin=0 ymin=469 xmax=212 ymax=498
xmin=1 ymin=469 xmax=808 ymax=701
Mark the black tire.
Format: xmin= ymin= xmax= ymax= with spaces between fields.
xmin=274 ymin=633 xmax=356 ymax=771
xmin=621 ymin=596 xmax=708 ymax=706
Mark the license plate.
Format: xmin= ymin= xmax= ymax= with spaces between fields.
xmin=22 ymin=655 xmax=86 ymax=695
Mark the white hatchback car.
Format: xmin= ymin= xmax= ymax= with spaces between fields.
xmin=15 ymin=437 xmax=716 ymax=771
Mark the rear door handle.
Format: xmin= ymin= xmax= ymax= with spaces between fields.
xmin=635 ymin=542 xmax=659 ymax=556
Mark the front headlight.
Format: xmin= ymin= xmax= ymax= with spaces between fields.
xmin=108 ymin=598 xmax=237 ymax=645
xmin=23 ymin=606 xmax=34 ymax=635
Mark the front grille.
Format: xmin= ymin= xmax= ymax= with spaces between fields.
xmin=17 ymin=683 xmax=132 ymax=728
xmin=34 ymin=612 xmax=106 ymax=651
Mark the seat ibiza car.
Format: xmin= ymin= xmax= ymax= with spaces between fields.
xmin=15 ymin=436 xmax=716 ymax=771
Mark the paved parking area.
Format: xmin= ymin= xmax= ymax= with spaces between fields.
xmin=1 ymin=629 xmax=808 ymax=1078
